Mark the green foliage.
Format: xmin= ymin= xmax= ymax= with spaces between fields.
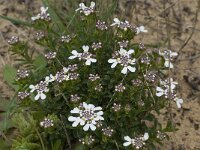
xmin=3 ymin=65 xmax=18 ymax=90
xmin=1 ymin=0 xmax=182 ymax=150
xmin=11 ymin=113 xmax=41 ymax=150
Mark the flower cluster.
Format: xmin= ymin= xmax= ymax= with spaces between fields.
xmin=40 ymin=117 xmax=54 ymax=128
xmin=31 ymin=6 xmax=50 ymax=21
xmin=6 ymin=1 xmax=184 ymax=150
xmin=111 ymin=18 xmax=147 ymax=34
xmin=76 ymin=1 xmax=95 ymax=16
xmin=7 ymin=36 xmax=19 ymax=44
xmin=123 ymin=133 xmax=149 ymax=149
xmin=159 ymin=49 xmax=178 ymax=68
xmin=69 ymin=45 xmax=97 ymax=65
xmin=68 ymin=102 xmax=104 ymax=131
xmin=28 ymin=66 xmax=79 ymax=100
xmin=156 ymin=78 xmax=183 ymax=108
xmin=108 ymin=48 xmax=136 ymax=74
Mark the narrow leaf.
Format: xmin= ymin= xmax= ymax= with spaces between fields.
xmin=3 ymin=65 xmax=18 ymax=90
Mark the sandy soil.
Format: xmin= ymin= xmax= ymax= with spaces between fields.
xmin=0 ymin=0 xmax=200 ymax=149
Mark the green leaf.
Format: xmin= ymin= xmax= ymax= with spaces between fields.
xmin=74 ymin=143 xmax=84 ymax=150
xmin=3 ymin=65 xmax=18 ymax=90
xmin=0 ymin=99 xmax=12 ymax=112
xmin=0 ymin=15 xmax=32 ymax=27
xmin=42 ymin=0 xmax=66 ymax=31
xmin=0 ymin=139 xmax=10 ymax=150
xmin=0 ymin=97 xmax=16 ymax=132
xmin=164 ymin=119 xmax=178 ymax=132
xmin=33 ymin=54 xmax=47 ymax=70
xmin=51 ymin=139 xmax=61 ymax=150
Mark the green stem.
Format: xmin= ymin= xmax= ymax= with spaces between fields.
xmin=35 ymin=127 xmax=46 ymax=150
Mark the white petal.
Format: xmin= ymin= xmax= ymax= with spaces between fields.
xmin=85 ymin=60 xmax=91 ymax=65
xmin=89 ymin=124 xmax=96 ymax=131
xmin=89 ymin=58 xmax=97 ymax=63
xmin=139 ymin=26 xmax=148 ymax=32
xmin=108 ymin=58 xmax=117 ymax=63
xmin=128 ymin=49 xmax=134 ymax=55
xmin=34 ymin=94 xmax=40 ymax=100
xmin=128 ymin=66 xmax=136 ymax=72
xmin=68 ymin=116 xmax=77 ymax=122
xmin=94 ymin=106 xmax=102 ymax=111
xmin=83 ymin=124 xmax=90 ymax=131
xmin=91 ymin=119 xmax=96 ymax=124
xmin=83 ymin=102 xmax=88 ymax=109
xmin=70 ymin=107 xmax=80 ymax=113
xmin=170 ymin=84 xmax=176 ymax=90
xmin=175 ymin=98 xmax=183 ymax=108
xmin=45 ymin=76 xmax=50 ymax=82
xmin=111 ymin=62 xmax=118 ymax=68
xmin=69 ymin=55 xmax=77 ymax=59
xmin=119 ymin=48 xmax=126 ymax=55
xmin=63 ymin=67 xmax=69 ymax=73
xmin=156 ymin=87 xmax=164 ymax=92
xmin=29 ymin=85 xmax=35 ymax=92
xmin=79 ymin=3 xmax=86 ymax=9
xmin=40 ymin=7 xmax=47 ymax=13
xmin=71 ymin=50 xmax=79 ymax=56
xmin=156 ymin=87 xmax=164 ymax=97
xmin=114 ymin=18 xmax=120 ymax=24
xmin=88 ymin=104 xmax=95 ymax=109
xmin=40 ymin=93 xmax=46 ymax=100
xmin=90 ymin=1 xmax=95 ymax=8
xmin=111 ymin=18 xmax=120 ymax=26
xmin=95 ymin=116 xmax=104 ymax=120
xmin=123 ymin=141 xmax=131 ymax=147
xmin=164 ymin=60 xmax=173 ymax=68
xmin=110 ymin=22 xmax=117 ymax=26
xmin=31 ymin=15 xmax=40 ymax=21
xmin=124 ymin=136 xmax=131 ymax=142
xmin=121 ymin=67 xmax=128 ymax=74
xmin=72 ymin=119 xmax=80 ymax=127
xmin=75 ymin=8 xmax=81 ymax=12
xmin=97 ymin=111 xmax=103 ymax=116
xmin=143 ymin=132 xmax=149 ymax=141
xmin=171 ymin=52 xmax=178 ymax=57
xmin=82 ymin=45 xmax=89 ymax=52
xmin=80 ymin=119 xmax=85 ymax=126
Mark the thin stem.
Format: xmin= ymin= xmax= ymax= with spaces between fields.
xmin=35 ymin=127 xmax=46 ymax=150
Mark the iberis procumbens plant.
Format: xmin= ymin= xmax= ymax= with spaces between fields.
xmin=6 ymin=1 xmax=183 ymax=150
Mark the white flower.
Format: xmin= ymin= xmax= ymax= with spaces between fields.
xmin=174 ymin=97 xmax=183 ymax=108
xmin=45 ymin=74 xmax=55 ymax=83
xmin=68 ymin=102 xmax=104 ymax=131
xmin=156 ymin=86 xmax=167 ymax=97
xmin=76 ymin=2 xmax=95 ymax=16
xmin=40 ymin=118 xmax=54 ymax=128
xmin=108 ymin=48 xmax=136 ymax=74
xmin=159 ymin=50 xmax=178 ymax=68
xmin=123 ymin=133 xmax=149 ymax=149
xmin=31 ymin=6 xmax=50 ymax=21
xmin=111 ymin=18 xmax=121 ymax=26
xmin=111 ymin=18 xmax=130 ymax=31
xmin=69 ymin=50 xmax=82 ymax=60
xmin=156 ymin=78 xmax=179 ymax=100
xmin=160 ymin=78 xmax=178 ymax=90
xmin=123 ymin=136 xmax=133 ymax=147
xmin=69 ymin=45 xmax=96 ymax=65
xmin=63 ymin=67 xmax=69 ymax=73
xmin=29 ymin=81 xmax=49 ymax=100
xmin=136 ymin=26 xmax=148 ymax=34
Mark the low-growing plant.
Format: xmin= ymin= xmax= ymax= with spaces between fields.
xmin=2 ymin=1 xmax=183 ymax=150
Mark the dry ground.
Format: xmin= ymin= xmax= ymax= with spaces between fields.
xmin=0 ymin=0 xmax=200 ymax=149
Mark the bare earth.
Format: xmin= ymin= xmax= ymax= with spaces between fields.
xmin=0 ymin=0 xmax=200 ymax=149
